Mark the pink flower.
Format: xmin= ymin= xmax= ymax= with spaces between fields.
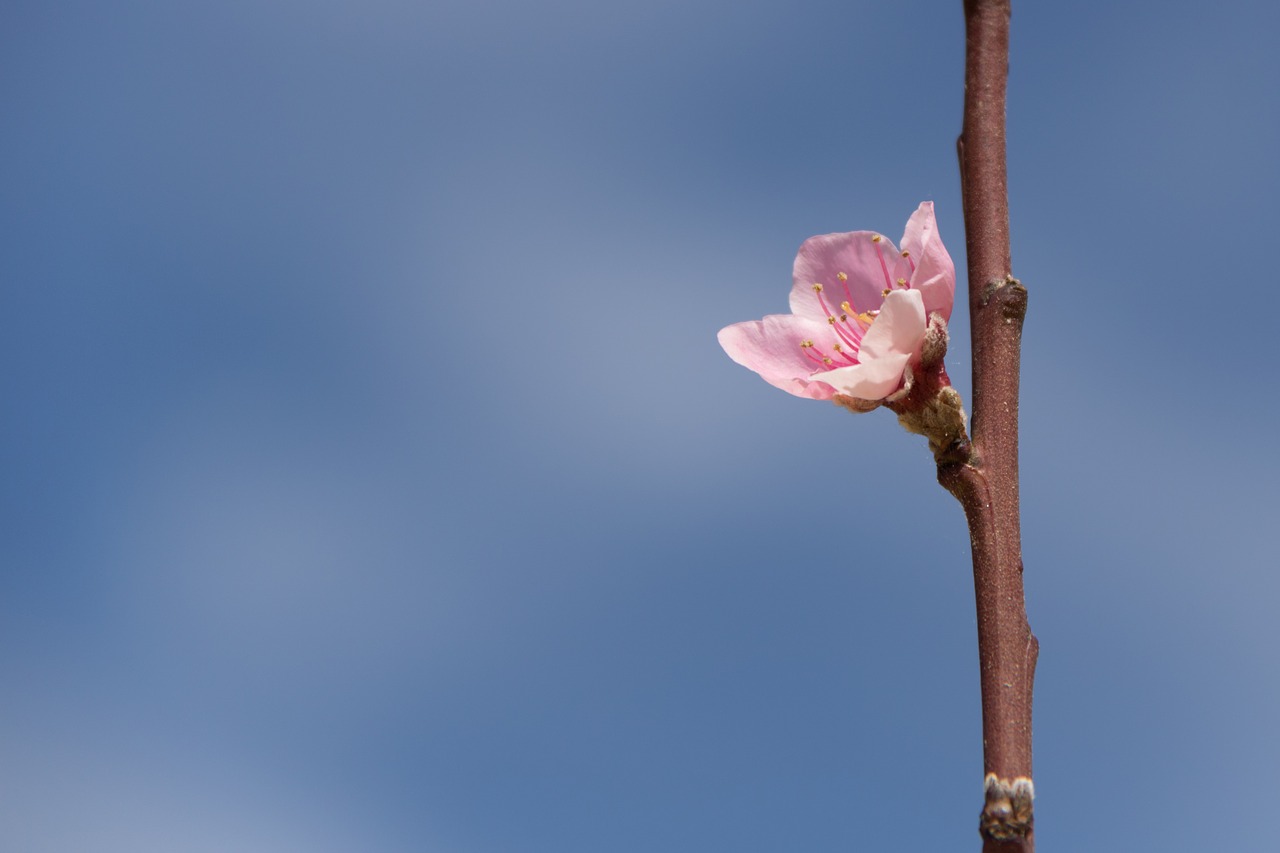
xmin=718 ymin=202 xmax=955 ymax=402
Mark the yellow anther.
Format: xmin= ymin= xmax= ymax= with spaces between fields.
xmin=832 ymin=343 xmax=843 ymax=352
xmin=871 ymin=235 xmax=882 ymax=243
xmin=837 ymin=271 xmax=848 ymax=281
xmin=883 ymin=288 xmax=892 ymax=297
xmin=897 ymin=277 xmax=907 ymax=286
xmin=812 ymin=282 xmax=823 ymax=292
xmin=822 ymin=357 xmax=833 ymax=365
xmin=827 ymin=316 xmax=836 ymax=324
xmin=800 ymin=339 xmax=814 ymax=348
xmin=901 ymin=250 xmax=911 ymax=258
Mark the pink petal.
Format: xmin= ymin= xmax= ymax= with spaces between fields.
xmin=790 ymin=230 xmax=913 ymax=321
xmin=809 ymin=352 xmax=913 ymax=401
xmin=858 ymin=289 xmax=927 ymax=361
xmin=810 ymin=289 xmax=926 ymax=400
xmin=717 ymin=314 xmax=838 ymax=399
xmin=900 ymin=201 xmax=956 ymax=321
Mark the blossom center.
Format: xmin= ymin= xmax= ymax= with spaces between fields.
xmin=798 ymin=234 xmax=913 ymax=375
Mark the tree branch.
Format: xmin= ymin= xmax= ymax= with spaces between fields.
xmin=953 ymin=1 xmax=1038 ymax=850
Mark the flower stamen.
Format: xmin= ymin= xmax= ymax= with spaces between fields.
xmin=830 ymin=341 xmax=859 ymax=365
xmin=801 ymin=338 xmax=856 ymax=370
xmin=839 ymin=301 xmax=871 ymax=339
xmin=813 ymin=281 xmax=866 ymax=350
xmin=872 ymin=234 xmax=893 ymax=292
xmin=835 ymin=270 xmax=859 ymax=313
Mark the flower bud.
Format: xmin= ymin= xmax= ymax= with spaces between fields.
xmin=896 ymin=385 xmax=968 ymax=462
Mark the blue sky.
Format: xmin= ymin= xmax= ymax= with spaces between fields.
xmin=2 ymin=1 xmax=1278 ymax=850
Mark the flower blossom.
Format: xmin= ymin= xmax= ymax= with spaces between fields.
xmin=718 ymin=202 xmax=955 ymax=404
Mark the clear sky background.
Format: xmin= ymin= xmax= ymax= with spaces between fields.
xmin=3 ymin=1 xmax=1278 ymax=850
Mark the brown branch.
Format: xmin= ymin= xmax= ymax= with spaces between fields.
xmin=953 ymin=1 xmax=1038 ymax=851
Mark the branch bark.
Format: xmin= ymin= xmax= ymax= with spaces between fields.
xmin=952 ymin=1 xmax=1038 ymax=850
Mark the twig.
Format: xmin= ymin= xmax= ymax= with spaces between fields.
xmin=952 ymin=1 xmax=1039 ymax=850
